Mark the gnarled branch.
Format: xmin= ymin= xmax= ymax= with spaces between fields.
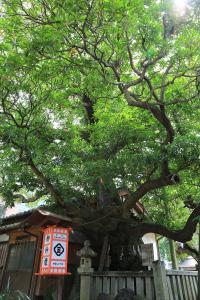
xmin=122 ymin=174 xmax=179 ymax=214
xmin=26 ymin=157 xmax=66 ymax=208
xmin=131 ymin=206 xmax=200 ymax=243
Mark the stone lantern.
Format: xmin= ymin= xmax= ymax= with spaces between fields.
xmin=77 ymin=240 xmax=97 ymax=272
xmin=77 ymin=240 xmax=97 ymax=300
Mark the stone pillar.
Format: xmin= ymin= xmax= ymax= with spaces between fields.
xmin=153 ymin=260 xmax=169 ymax=300
xmin=77 ymin=240 xmax=97 ymax=300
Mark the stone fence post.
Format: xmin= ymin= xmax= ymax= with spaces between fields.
xmin=152 ymin=260 xmax=169 ymax=300
xmin=77 ymin=240 xmax=97 ymax=300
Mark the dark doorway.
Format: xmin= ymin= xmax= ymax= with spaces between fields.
xmin=2 ymin=240 xmax=36 ymax=295
xmin=0 ymin=242 xmax=9 ymax=287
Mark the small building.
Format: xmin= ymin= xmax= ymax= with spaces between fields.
xmin=0 ymin=209 xmax=85 ymax=299
xmin=179 ymin=256 xmax=197 ymax=271
xmin=0 ymin=204 xmax=159 ymax=299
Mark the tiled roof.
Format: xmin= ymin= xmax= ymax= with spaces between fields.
xmin=0 ymin=208 xmax=86 ymax=243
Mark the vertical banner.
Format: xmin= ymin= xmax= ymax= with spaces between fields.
xmin=37 ymin=226 xmax=72 ymax=276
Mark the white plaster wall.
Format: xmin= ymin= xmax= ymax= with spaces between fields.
xmin=142 ymin=233 xmax=159 ymax=260
xmin=0 ymin=234 xmax=9 ymax=242
xmin=5 ymin=203 xmax=30 ymax=217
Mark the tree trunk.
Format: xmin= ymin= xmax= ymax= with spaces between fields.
xmin=169 ymin=239 xmax=178 ymax=270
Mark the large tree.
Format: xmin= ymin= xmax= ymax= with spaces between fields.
xmin=0 ymin=0 xmax=200 ymax=267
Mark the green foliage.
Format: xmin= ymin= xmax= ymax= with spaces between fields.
xmin=0 ymin=292 xmax=30 ymax=300
xmin=159 ymin=238 xmax=189 ymax=263
xmin=0 ymin=288 xmax=30 ymax=300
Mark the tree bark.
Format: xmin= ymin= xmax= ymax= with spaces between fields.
xmin=119 ymin=205 xmax=200 ymax=243
xmin=169 ymin=239 xmax=178 ymax=269
xmin=27 ymin=157 xmax=66 ymax=208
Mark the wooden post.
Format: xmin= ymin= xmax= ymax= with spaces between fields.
xmin=57 ymin=276 xmax=64 ymax=300
xmin=98 ymin=235 xmax=109 ymax=271
xmin=153 ymin=260 xmax=169 ymax=300
xmin=30 ymin=232 xmax=43 ymax=298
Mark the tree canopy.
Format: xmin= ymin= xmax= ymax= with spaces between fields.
xmin=0 ymin=0 xmax=200 ymax=249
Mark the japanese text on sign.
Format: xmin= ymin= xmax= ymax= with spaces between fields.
xmin=37 ymin=226 xmax=72 ymax=276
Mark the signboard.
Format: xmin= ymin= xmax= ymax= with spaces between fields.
xmin=140 ymin=243 xmax=154 ymax=267
xmin=37 ymin=226 xmax=72 ymax=276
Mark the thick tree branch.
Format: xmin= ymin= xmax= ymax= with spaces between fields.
xmin=122 ymin=174 xmax=179 ymax=213
xmin=131 ymin=206 xmax=200 ymax=243
xmin=150 ymin=105 xmax=175 ymax=144
xmin=124 ymin=90 xmax=175 ymax=144
xmin=182 ymin=243 xmax=198 ymax=261
xmin=82 ymin=93 xmax=95 ymax=124
xmin=13 ymin=190 xmax=48 ymax=203
xmin=26 ymin=157 xmax=66 ymax=208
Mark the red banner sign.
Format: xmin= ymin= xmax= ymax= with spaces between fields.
xmin=37 ymin=226 xmax=72 ymax=276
